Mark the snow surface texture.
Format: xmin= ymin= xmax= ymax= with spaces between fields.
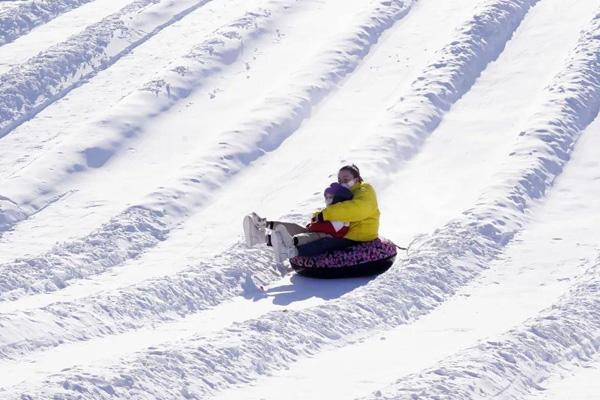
xmin=0 ymin=0 xmax=216 ymax=138
xmin=0 ymin=0 xmax=96 ymax=46
xmin=1 ymin=0 xmax=600 ymax=398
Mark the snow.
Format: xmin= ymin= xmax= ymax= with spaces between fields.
xmin=0 ymin=0 xmax=126 ymax=73
xmin=1 ymin=0 xmax=600 ymax=398
xmin=527 ymin=355 xmax=600 ymax=400
xmin=0 ymin=0 xmax=100 ymax=47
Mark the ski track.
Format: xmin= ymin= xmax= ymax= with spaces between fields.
xmin=1 ymin=0 xmax=599 ymax=397
xmin=0 ymin=0 xmax=416 ymax=301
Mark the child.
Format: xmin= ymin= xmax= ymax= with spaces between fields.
xmin=281 ymin=182 xmax=353 ymax=252
xmin=304 ymin=182 xmax=353 ymax=238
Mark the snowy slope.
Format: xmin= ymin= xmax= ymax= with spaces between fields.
xmin=1 ymin=0 xmax=600 ymax=398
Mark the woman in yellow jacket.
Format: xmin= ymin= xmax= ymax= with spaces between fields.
xmin=244 ymin=164 xmax=380 ymax=263
xmin=319 ymin=164 xmax=380 ymax=242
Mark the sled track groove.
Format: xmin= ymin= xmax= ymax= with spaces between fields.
xmin=0 ymin=0 xmax=217 ymax=139
xmin=8 ymin=3 xmax=600 ymax=396
xmin=364 ymin=257 xmax=600 ymax=400
xmin=0 ymin=0 xmax=416 ymax=301
xmin=0 ymin=244 xmax=282 ymax=361
xmin=0 ymin=0 xmax=99 ymax=46
xmin=354 ymin=0 xmax=541 ymax=186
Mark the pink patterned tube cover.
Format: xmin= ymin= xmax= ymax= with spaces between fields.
xmin=290 ymin=237 xmax=397 ymax=269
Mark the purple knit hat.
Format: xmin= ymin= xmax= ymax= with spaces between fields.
xmin=324 ymin=182 xmax=353 ymax=202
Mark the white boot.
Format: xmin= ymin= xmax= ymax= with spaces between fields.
xmin=248 ymin=212 xmax=267 ymax=229
xmin=271 ymin=224 xmax=298 ymax=263
xmin=243 ymin=212 xmax=266 ymax=247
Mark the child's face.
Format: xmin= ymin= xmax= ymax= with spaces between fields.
xmin=325 ymin=194 xmax=334 ymax=205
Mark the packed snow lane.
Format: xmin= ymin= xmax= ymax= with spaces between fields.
xmin=378 ymin=0 xmax=599 ymax=244
xmin=0 ymin=0 xmax=110 ymax=47
xmin=371 ymin=257 xmax=600 ymax=400
xmin=0 ymin=0 xmax=269 ymax=184
xmin=362 ymin=257 xmax=600 ymax=400
xmin=0 ymin=274 xmax=344 ymax=391
xmin=350 ymin=0 xmax=543 ymax=188
xmin=0 ymin=244 xmax=283 ymax=362
xmin=3 ymin=0 xmax=342 ymax=143
xmin=0 ymin=0 xmax=128 ymax=74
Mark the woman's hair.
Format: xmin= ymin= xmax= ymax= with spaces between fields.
xmin=339 ymin=164 xmax=362 ymax=181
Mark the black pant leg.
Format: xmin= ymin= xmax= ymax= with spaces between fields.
xmin=296 ymin=237 xmax=357 ymax=257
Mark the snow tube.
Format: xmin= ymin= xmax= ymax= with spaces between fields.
xmin=289 ymin=237 xmax=397 ymax=279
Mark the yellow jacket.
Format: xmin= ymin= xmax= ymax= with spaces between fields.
xmin=321 ymin=182 xmax=380 ymax=241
